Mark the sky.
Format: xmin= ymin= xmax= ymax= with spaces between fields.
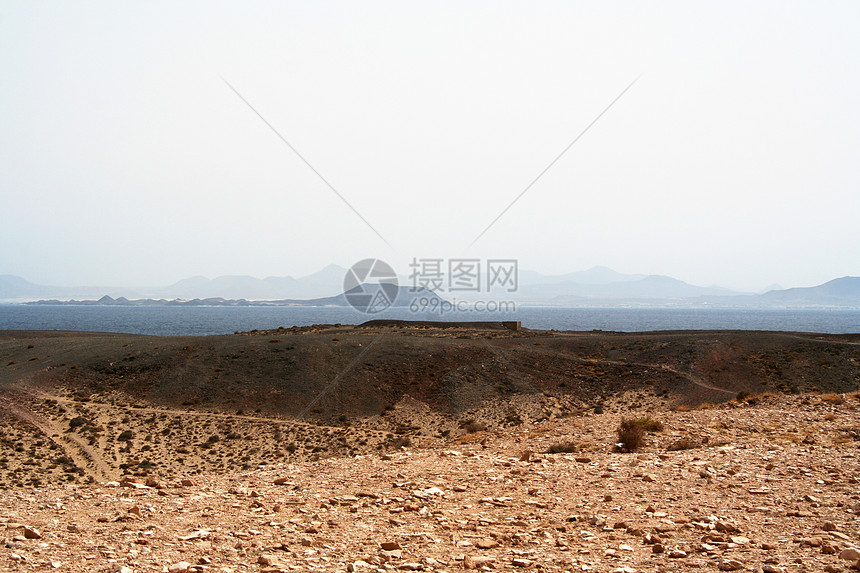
xmin=1 ymin=1 xmax=858 ymax=292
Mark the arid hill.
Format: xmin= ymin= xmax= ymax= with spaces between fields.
xmin=1 ymin=323 xmax=858 ymax=487
xmin=1 ymin=324 xmax=860 ymax=572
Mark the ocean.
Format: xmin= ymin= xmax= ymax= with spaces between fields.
xmin=0 ymin=305 xmax=858 ymax=336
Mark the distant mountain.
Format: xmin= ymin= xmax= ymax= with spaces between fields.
xmin=154 ymin=265 xmax=347 ymax=300
xmin=4 ymin=268 xmax=859 ymax=308
xmin=26 ymin=285 xmax=447 ymax=309
xmin=0 ymin=275 xmax=143 ymax=302
xmin=0 ymin=275 xmax=48 ymax=299
xmin=1 ymin=267 xmax=349 ymax=302
xmin=759 ymin=276 xmax=860 ymax=306
xmin=519 ymin=265 xmax=645 ymax=286
xmin=517 ymin=274 xmax=743 ymax=302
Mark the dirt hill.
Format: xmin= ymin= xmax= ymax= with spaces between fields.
xmin=0 ymin=324 xmax=859 ymax=572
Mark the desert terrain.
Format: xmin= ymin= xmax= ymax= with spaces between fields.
xmin=1 ymin=322 xmax=859 ymax=572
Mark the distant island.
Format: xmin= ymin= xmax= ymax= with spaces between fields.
xmin=25 ymin=286 xmax=447 ymax=308
xmin=4 ymin=267 xmax=859 ymax=308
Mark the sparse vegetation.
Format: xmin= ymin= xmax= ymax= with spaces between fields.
xmin=460 ymin=419 xmax=487 ymax=433
xmin=634 ymin=416 xmax=664 ymax=432
xmin=667 ymin=436 xmax=699 ymax=451
xmin=616 ymin=418 xmax=645 ymax=452
xmin=389 ymin=436 xmax=411 ymax=449
xmin=547 ymin=441 xmax=579 ymax=454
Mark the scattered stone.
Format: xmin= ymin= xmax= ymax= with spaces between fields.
xmin=715 ymin=521 xmax=740 ymax=533
xmin=167 ymin=562 xmax=191 ymax=573
xmin=23 ymin=526 xmax=42 ymax=539
xmin=463 ymin=555 xmax=495 ymax=569
xmin=822 ymin=542 xmax=841 ymax=554
xmin=717 ymin=559 xmax=745 ymax=571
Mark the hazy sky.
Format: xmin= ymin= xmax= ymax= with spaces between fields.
xmin=1 ymin=1 xmax=858 ymax=291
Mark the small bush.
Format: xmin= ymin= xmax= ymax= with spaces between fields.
xmin=667 ymin=436 xmax=698 ymax=451
xmin=117 ymin=430 xmax=133 ymax=442
xmin=390 ymin=436 xmax=411 ymax=448
xmin=68 ymin=416 xmax=88 ymax=429
xmin=547 ymin=441 xmax=579 ymax=454
xmin=634 ymin=416 xmax=664 ymax=432
xmin=460 ymin=419 xmax=487 ymax=433
xmin=616 ymin=418 xmax=645 ymax=452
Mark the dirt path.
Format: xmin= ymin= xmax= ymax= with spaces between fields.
xmin=0 ymin=393 xmax=118 ymax=483
xmin=516 ymin=345 xmax=738 ymax=396
xmin=21 ymin=389 xmax=347 ymax=431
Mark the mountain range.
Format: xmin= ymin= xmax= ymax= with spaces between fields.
xmin=1 ymin=266 xmax=858 ymax=308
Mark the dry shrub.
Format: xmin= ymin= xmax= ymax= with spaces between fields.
xmin=696 ymin=402 xmax=716 ymax=410
xmin=461 ymin=420 xmax=487 ymax=433
xmin=667 ymin=436 xmax=698 ymax=451
xmin=390 ymin=436 xmax=411 ymax=449
xmin=820 ymin=393 xmax=844 ymax=404
xmin=838 ymin=427 xmax=860 ymax=441
xmin=616 ymin=418 xmax=645 ymax=453
xmin=674 ymin=405 xmax=692 ymax=412
xmin=454 ymin=433 xmax=486 ymax=444
xmin=547 ymin=441 xmax=579 ymax=454
xmin=634 ymin=417 xmax=664 ymax=432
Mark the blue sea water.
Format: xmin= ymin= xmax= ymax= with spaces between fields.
xmin=0 ymin=304 xmax=858 ymax=336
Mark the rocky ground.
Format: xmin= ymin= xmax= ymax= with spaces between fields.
xmin=2 ymin=392 xmax=860 ymax=573
xmin=1 ymin=325 xmax=859 ymax=572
